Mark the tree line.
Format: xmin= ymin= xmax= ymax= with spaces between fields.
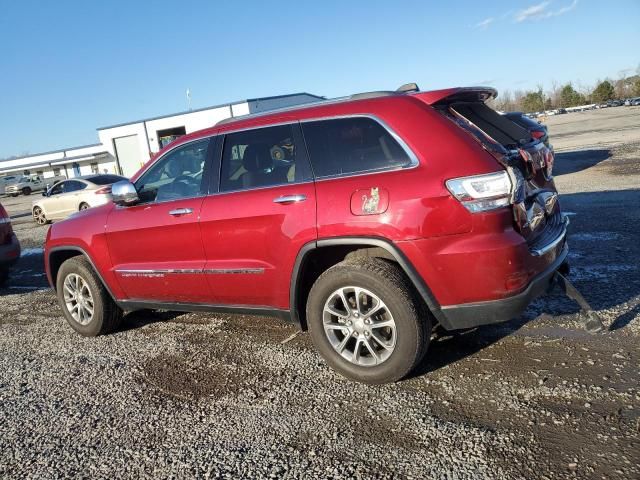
xmin=490 ymin=75 xmax=640 ymax=113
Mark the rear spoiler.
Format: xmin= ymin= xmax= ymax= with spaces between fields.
xmin=412 ymin=87 xmax=497 ymax=106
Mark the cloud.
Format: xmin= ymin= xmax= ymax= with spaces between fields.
xmin=475 ymin=17 xmax=494 ymax=29
xmin=515 ymin=0 xmax=578 ymax=22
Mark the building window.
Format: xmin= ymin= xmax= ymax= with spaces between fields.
xmin=91 ymin=163 xmax=99 ymax=174
xmin=23 ymin=170 xmax=30 ymax=175
xmin=36 ymin=170 xmax=44 ymax=176
xmin=53 ymin=168 xmax=61 ymax=176
xmin=157 ymin=126 xmax=187 ymax=150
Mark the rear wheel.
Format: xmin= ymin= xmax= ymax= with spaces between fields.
xmin=307 ymin=259 xmax=431 ymax=384
xmin=22 ymin=187 xmax=31 ymax=195
xmin=32 ymin=206 xmax=48 ymax=225
xmin=56 ymin=256 xmax=123 ymax=336
xmin=79 ymin=202 xmax=90 ymax=211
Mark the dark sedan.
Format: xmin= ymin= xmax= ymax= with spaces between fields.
xmin=503 ymin=111 xmax=550 ymax=148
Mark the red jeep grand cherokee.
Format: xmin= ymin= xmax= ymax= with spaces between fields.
xmin=45 ymin=85 xmax=568 ymax=383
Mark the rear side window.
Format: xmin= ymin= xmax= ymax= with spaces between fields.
xmin=64 ymin=180 xmax=86 ymax=192
xmin=87 ymin=175 xmax=126 ymax=185
xmin=301 ymin=117 xmax=413 ymax=178
xmin=220 ymin=124 xmax=311 ymax=192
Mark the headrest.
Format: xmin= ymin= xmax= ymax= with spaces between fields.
xmin=242 ymin=144 xmax=273 ymax=172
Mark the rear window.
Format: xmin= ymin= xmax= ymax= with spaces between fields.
xmin=301 ymin=117 xmax=413 ymax=178
xmin=87 ymin=175 xmax=126 ymax=185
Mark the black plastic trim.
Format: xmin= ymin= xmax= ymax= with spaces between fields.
xmin=117 ymin=299 xmax=292 ymax=322
xmin=440 ymin=244 xmax=569 ymax=330
xmin=46 ymin=246 xmax=116 ymax=299
xmin=289 ymin=236 xmax=446 ymax=327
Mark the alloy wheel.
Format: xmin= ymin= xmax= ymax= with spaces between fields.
xmin=63 ymin=273 xmax=95 ymax=325
xmin=322 ymin=286 xmax=397 ymax=366
xmin=33 ymin=207 xmax=46 ymax=225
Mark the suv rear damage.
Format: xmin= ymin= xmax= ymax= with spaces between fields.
xmin=44 ymin=83 xmax=603 ymax=384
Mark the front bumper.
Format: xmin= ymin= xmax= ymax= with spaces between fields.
xmin=438 ymin=243 xmax=568 ymax=330
xmin=0 ymin=233 xmax=21 ymax=267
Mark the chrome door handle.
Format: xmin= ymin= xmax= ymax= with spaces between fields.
xmin=168 ymin=208 xmax=193 ymax=216
xmin=273 ymin=194 xmax=307 ymax=204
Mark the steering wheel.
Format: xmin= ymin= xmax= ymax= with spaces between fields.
xmin=172 ymin=175 xmax=199 ymax=187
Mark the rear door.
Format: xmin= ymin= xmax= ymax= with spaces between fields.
xmin=105 ymin=137 xmax=215 ymax=302
xmin=199 ymin=123 xmax=317 ymax=309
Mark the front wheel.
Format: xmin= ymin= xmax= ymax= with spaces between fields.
xmin=32 ymin=206 xmax=48 ymax=225
xmin=79 ymin=203 xmax=90 ymax=211
xmin=306 ymin=259 xmax=431 ymax=384
xmin=56 ymin=256 xmax=123 ymax=336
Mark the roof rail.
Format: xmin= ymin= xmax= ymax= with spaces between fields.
xmin=216 ymin=82 xmax=421 ymax=127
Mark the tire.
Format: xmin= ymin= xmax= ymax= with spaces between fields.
xmin=32 ymin=206 xmax=48 ymax=225
xmin=79 ymin=203 xmax=90 ymax=211
xmin=56 ymin=256 xmax=123 ymax=336
xmin=22 ymin=187 xmax=31 ymax=195
xmin=306 ymin=258 xmax=431 ymax=384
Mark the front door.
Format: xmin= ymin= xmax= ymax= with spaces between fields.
xmin=199 ymin=123 xmax=317 ymax=309
xmin=105 ymin=137 xmax=214 ymax=303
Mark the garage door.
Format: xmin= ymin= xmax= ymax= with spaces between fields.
xmin=114 ymin=135 xmax=143 ymax=178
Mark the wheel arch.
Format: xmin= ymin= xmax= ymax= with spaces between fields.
xmin=47 ymin=246 xmax=116 ymax=300
xmin=290 ymin=237 xmax=444 ymax=330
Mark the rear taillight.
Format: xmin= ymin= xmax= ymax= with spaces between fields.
xmin=95 ymin=186 xmax=112 ymax=195
xmin=531 ymin=130 xmax=545 ymax=140
xmin=446 ymin=171 xmax=513 ymax=213
xmin=544 ymin=149 xmax=554 ymax=178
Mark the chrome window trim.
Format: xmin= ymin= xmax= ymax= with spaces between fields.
xmin=211 ymin=180 xmax=314 ymax=197
xmin=299 ymin=114 xmax=420 ymax=181
xmin=216 ymin=119 xmax=299 ymax=137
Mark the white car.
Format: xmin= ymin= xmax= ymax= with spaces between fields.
xmin=31 ymin=174 xmax=126 ymax=225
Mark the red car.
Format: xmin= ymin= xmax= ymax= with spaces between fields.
xmin=0 ymin=202 xmax=21 ymax=286
xmin=44 ymin=85 xmax=568 ymax=383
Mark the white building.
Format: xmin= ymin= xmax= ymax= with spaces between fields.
xmin=1 ymin=92 xmax=322 ymax=180
xmin=98 ymin=93 xmax=322 ymax=177
xmin=0 ymin=143 xmax=116 ymax=180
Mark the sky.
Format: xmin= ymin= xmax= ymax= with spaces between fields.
xmin=0 ymin=0 xmax=638 ymax=158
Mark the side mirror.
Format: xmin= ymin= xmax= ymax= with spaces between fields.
xmin=111 ymin=180 xmax=139 ymax=206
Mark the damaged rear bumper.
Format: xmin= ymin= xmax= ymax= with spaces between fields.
xmin=438 ymin=243 xmax=569 ymax=330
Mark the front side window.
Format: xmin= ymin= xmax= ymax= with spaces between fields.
xmin=135 ymin=139 xmax=209 ymax=203
xmin=49 ymin=182 xmax=65 ymax=196
xmin=302 ymin=117 xmax=413 ymax=178
xmin=220 ymin=124 xmax=310 ymax=192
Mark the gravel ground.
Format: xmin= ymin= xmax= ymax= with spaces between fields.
xmin=1 ymin=107 xmax=638 ymax=479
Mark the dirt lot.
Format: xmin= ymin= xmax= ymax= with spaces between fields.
xmin=1 ymin=107 xmax=638 ymax=479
